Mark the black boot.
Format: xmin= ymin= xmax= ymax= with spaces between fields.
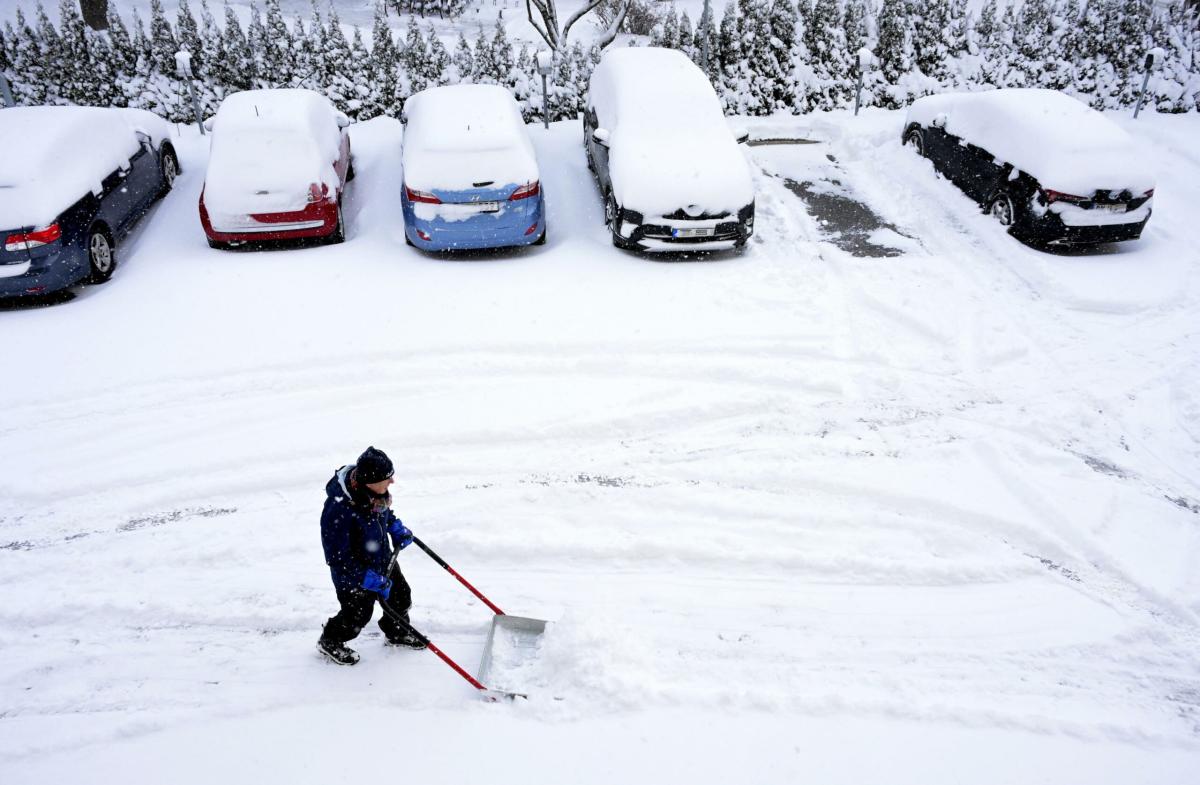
xmin=318 ymin=638 xmax=360 ymax=665
xmin=384 ymin=630 xmax=428 ymax=650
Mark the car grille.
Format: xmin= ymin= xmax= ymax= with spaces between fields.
xmin=640 ymin=221 xmax=743 ymax=241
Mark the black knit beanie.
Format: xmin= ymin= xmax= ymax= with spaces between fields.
xmin=355 ymin=446 xmax=394 ymax=485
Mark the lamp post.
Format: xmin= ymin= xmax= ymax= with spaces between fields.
xmin=855 ymin=48 xmax=874 ymax=117
xmin=174 ymin=50 xmax=205 ymax=135
xmin=536 ymin=50 xmax=553 ymax=130
xmin=1133 ymin=47 xmax=1166 ymax=120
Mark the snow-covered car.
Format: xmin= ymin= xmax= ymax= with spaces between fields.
xmin=903 ymin=89 xmax=1155 ymax=245
xmin=0 ymin=106 xmax=178 ymax=299
xmin=199 ymin=89 xmax=353 ymax=248
xmin=584 ymin=47 xmax=755 ymax=252
xmin=400 ymin=84 xmax=545 ymax=251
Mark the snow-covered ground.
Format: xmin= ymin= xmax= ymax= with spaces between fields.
xmin=1 ymin=108 xmax=1199 ymax=783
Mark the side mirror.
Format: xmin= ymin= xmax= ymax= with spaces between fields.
xmin=732 ymin=127 xmax=750 ymax=144
xmin=336 ymin=111 xmax=351 ymax=129
xmin=202 ymin=117 xmax=214 ymax=132
xmin=592 ymin=128 xmax=611 ymax=147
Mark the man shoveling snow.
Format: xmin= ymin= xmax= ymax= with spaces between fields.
xmin=317 ymin=446 xmax=426 ymax=665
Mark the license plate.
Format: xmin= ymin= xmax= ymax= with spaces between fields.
xmin=1095 ymin=203 xmax=1127 ymax=214
xmin=477 ymin=201 xmax=500 ymax=213
xmin=672 ymin=227 xmax=714 ymax=238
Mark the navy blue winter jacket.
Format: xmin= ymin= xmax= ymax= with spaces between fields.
xmin=320 ymin=465 xmax=403 ymax=592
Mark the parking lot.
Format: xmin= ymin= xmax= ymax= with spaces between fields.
xmin=2 ymin=110 xmax=1199 ymax=782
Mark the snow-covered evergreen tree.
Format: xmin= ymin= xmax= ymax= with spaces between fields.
xmin=471 ymin=24 xmax=493 ymax=83
xmin=452 ymin=31 xmax=473 ymax=82
xmin=913 ymin=0 xmax=951 ymax=78
xmin=679 ymin=10 xmax=695 ymax=61
xmin=694 ymin=0 xmax=721 ymax=86
xmin=876 ymin=0 xmax=914 ymax=103
xmin=217 ymin=1 xmax=254 ymax=91
xmin=175 ymin=0 xmax=202 ymax=70
xmin=365 ymin=0 xmax=398 ymax=117
xmin=807 ymin=0 xmax=849 ymax=108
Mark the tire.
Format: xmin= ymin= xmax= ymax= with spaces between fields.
xmin=328 ymin=201 xmax=345 ymax=244
xmin=346 ymin=157 xmax=356 ymax=182
xmin=904 ymin=127 xmax=925 ymax=157
xmin=533 ymin=226 xmax=547 ymax=246
xmin=605 ymin=192 xmax=627 ymax=248
xmin=207 ymin=238 xmax=226 ymax=250
xmin=159 ymin=147 xmax=179 ymax=194
xmin=87 ymin=227 xmax=116 ymax=283
xmin=404 ymin=231 xmax=415 ymax=247
xmin=987 ymin=190 xmax=1018 ymax=229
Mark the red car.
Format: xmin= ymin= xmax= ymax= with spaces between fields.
xmin=199 ymin=89 xmax=354 ymax=248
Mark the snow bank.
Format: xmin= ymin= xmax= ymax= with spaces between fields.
xmin=906 ymin=89 xmax=1155 ymax=195
xmin=205 ymin=89 xmax=342 ymax=216
xmin=0 ymin=107 xmax=146 ymax=229
xmin=588 ymin=47 xmax=754 ymax=217
xmin=401 ymin=84 xmax=538 ymax=192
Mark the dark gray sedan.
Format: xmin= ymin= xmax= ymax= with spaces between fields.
xmin=0 ymin=106 xmax=179 ymax=299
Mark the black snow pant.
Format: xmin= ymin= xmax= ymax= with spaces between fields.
xmin=320 ymin=564 xmax=413 ymax=644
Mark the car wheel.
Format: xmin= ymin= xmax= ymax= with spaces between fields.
xmin=87 ymin=228 xmax=116 ymax=283
xmin=987 ymin=190 xmax=1017 ymax=228
xmin=404 ymin=231 xmax=415 ymax=247
xmin=160 ymin=148 xmax=179 ymax=193
xmin=346 ymin=157 xmax=356 ymax=182
xmin=904 ymin=128 xmax=925 ymax=157
xmin=533 ymin=226 xmax=547 ymax=246
xmin=328 ymin=201 xmax=346 ymax=244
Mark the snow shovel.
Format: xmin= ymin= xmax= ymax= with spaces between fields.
xmin=379 ymin=536 xmax=547 ymax=701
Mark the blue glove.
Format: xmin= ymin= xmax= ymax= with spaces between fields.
xmin=388 ymin=517 xmax=414 ymax=550
xmin=361 ymin=569 xmax=392 ymax=599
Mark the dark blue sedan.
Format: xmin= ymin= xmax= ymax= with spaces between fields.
xmin=0 ymin=107 xmax=180 ymax=299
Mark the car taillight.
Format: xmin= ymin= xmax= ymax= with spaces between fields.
xmin=1043 ymin=189 xmax=1088 ymax=204
xmin=307 ymin=182 xmax=330 ymax=203
xmin=509 ymin=181 xmax=540 ymax=201
xmin=405 ymin=185 xmax=441 ymax=204
xmin=5 ymin=223 xmax=62 ymax=252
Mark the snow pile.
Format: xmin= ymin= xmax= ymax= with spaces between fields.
xmin=401 ymin=84 xmax=538 ymax=193
xmin=589 ymin=47 xmax=755 ymax=217
xmin=204 ymin=89 xmax=342 ymax=216
xmin=906 ymin=89 xmax=1155 ymax=195
xmin=0 ymin=107 xmax=157 ymax=229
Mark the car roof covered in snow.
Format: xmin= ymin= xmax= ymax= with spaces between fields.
xmin=0 ymin=106 xmax=170 ymax=230
xmin=906 ymin=89 xmax=1155 ymax=195
xmin=206 ymin=89 xmax=343 ymax=214
xmin=587 ymin=47 xmax=753 ymax=217
xmin=402 ymin=84 xmax=537 ymax=191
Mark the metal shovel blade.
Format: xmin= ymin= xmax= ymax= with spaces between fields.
xmin=477 ymin=614 xmax=547 ymax=698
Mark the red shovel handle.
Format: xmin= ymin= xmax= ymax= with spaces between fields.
xmin=412 ymin=536 xmax=507 ymax=616
xmin=379 ymin=597 xmax=487 ymax=692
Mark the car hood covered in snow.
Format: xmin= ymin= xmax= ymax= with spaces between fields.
xmin=590 ymin=47 xmax=754 ymax=217
xmin=402 ymin=84 xmax=538 ymax=193
xmin=0 ymin=106 xmax=169 ymax=230
xmin=906 ymin=89 xmax=1155 ymax=195
xmin=204 ymin=89 xmax=341 ymax=215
